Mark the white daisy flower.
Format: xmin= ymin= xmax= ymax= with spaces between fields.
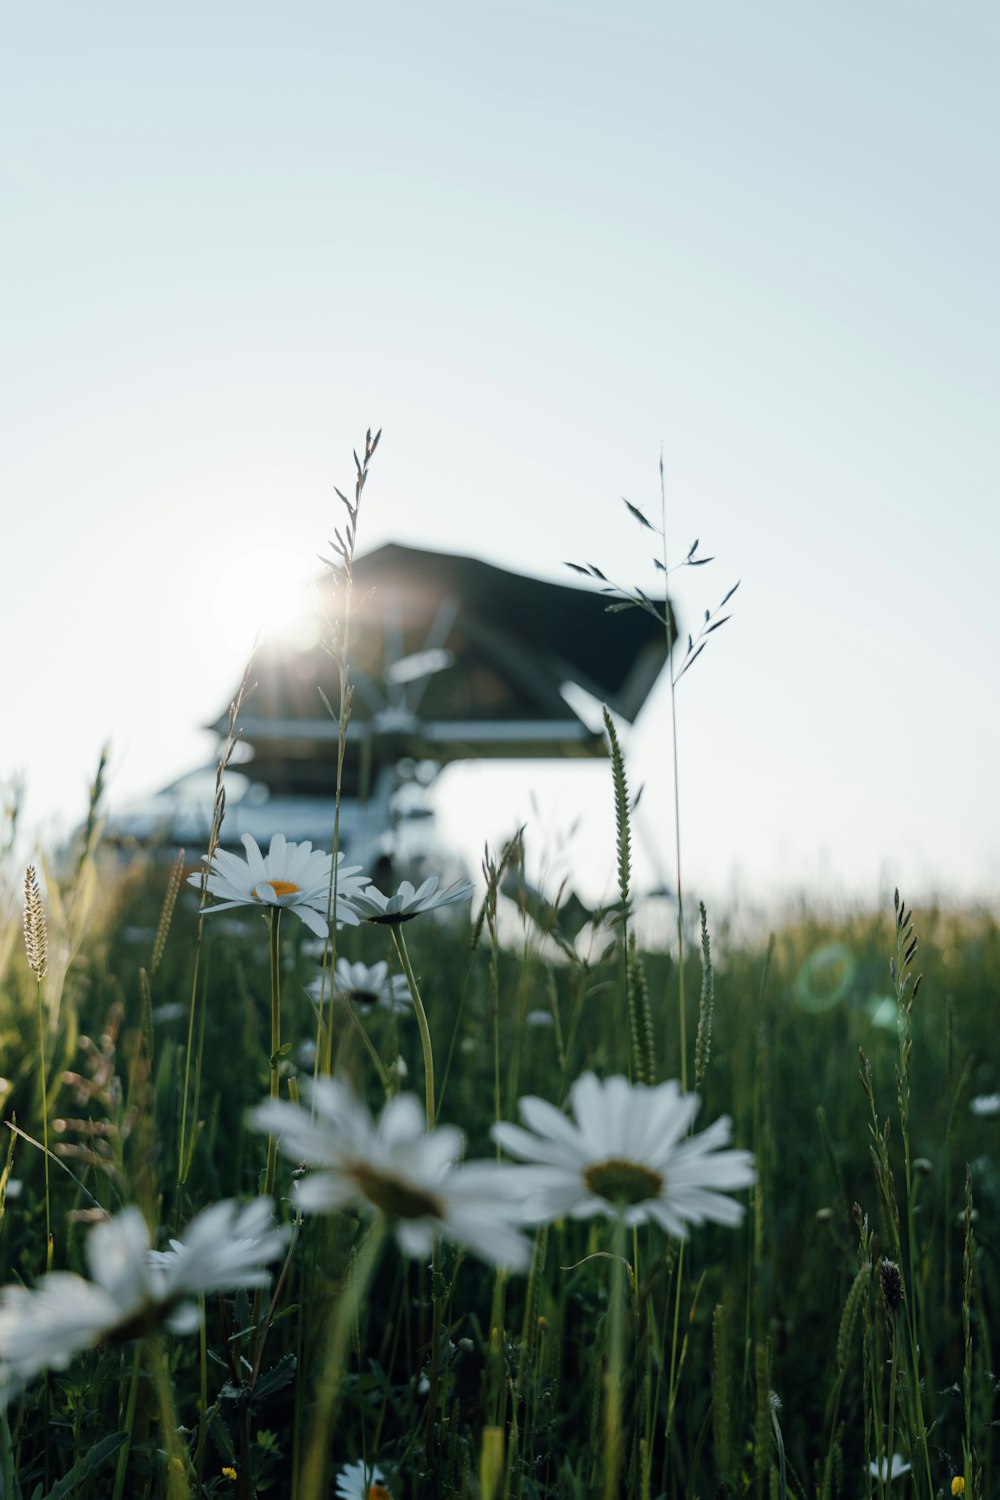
xmin=347 ymin=876 xmax=473 ymax=926
xmin=868 ymin=1454 xmax=912 ymax=1482
xmin=147 ymin=1197 xmax=291 ymax=1298
xmin=491 ymin=1073 xmax=756 ymax=1235
xmin=0 ymin=1199 xmax=288 ymax=1401
xmin=189 ymin=833 xmax=369 ymax=937
xmin=248 ymin=1077 xmax=531 ymax=1270
xmin=335 ymin=1457 xmax=390 ymax=1499
xmin=310 ymin=959 xmax=411 ymax=1014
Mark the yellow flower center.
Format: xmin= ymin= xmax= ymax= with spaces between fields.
xmin=255 ymin=879 xmax=301 ymax=900
xmin=951 ymin=1480 xmax=965 ymax=1497
xmin=350 ymin=988 xmax=380 ymax=1008
xmin=369 ymin=1487 xmax=391 ymax=1500
xmin=221 ymin=1467 xmax=238 ymax=1483
xmin=350 ymin=1162 xmax=444 ymax=1220
xmin=583 ymin=1157 xmax=664 ymax=1206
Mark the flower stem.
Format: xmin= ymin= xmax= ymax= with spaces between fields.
xmin=392 ymin=927 xmax=435 ymax=1127
xmin=263 ymin=909 xmax=283 ymax=1201
xmin=251 ymin=910 xmax=284 ymax=1366
xmin=604 ymin=1214 xmax=628 ymax=1500
xmin=146 ymin=1333 xmax=191 ymax=1500
xmin=299 ymin=1216 xmax=387 ymax=1500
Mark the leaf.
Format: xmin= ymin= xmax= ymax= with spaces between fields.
xmin=675 ymin=642 xmax=706 ymax=682
xmin=42 ymin=1434 xmax=128 ymax=1500
xmin=705 ymin=616 xmax=731 ymax=633
xmin=209 ymin=1411 xmax=238 ymax=1462
xmin=587 ymin=564 xmax=608 ymax=581
xmin=268 ymin=1302 xmax=301 ymax=1326
xmin=653 ymin=556 xmax=666 ymax=571
xmin=719 ymin=580 xmax=741 ymax=608
xmin=605 ymin=602 xmax=639 ymax=613
xmin=623 ymin=498 xmax=653 ymax=530
xmin=252 ymin=1354 xmax=298 ymax=1406
xmin=688 ymin=538 xmax=699 ymax=559
xmin=687 ymin=556 xmax=715 ymax=566
xmin=564 ymin=562 xmax=590 ymax=575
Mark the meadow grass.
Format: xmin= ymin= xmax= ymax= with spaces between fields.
xmin=2 ymin=792 xmax=997 ymax=1500
xmin=0 ymin=457 xmax=996 ymax=1499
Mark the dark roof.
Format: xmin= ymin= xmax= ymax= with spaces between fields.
xmin=214 ymin=542 xmax=673 ymax=776
xmin=348 ymin=543 xmax=671 ymax=723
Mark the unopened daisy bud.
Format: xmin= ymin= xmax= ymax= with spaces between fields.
xmin=912 ymin=1157 xmax=933 ymax=1176
xmin=952 ymin=1476 xmax=966 ymax=1496
xmin=878 ymin=1257 xmax=903 ymax=1312
xmin=22 ymin=866 xmax=48 ymax=981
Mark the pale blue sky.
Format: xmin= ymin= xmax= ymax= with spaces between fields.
xmin=3 ymin=3 xmax=998 ymax=910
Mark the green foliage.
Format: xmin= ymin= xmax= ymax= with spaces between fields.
xmin=1 ymin=867 xmax=998 ymax=1496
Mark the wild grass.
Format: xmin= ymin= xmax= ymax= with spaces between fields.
xmin=0 ymin=455 xmax=996 ymax=1499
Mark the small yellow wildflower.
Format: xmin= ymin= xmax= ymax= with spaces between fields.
xmin=222 ymin=1467 xmax=238 ymax=1483
xmin=951 ymin=1479 xmax=965 ymax=1497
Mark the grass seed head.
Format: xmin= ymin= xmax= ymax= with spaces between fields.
xmin=22 ymin=865 xmax=48 ymax=980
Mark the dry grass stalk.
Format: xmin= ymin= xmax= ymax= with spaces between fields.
xmin=151 ymin=847 xmax=186 ymax=975
xmin=22 ymin=864 xmax=48 ymax=980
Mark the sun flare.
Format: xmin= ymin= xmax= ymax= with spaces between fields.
xmin=210 ymin=547 xmax=322 ymax=660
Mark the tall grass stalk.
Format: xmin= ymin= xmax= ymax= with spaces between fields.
xmin=962 ymin=1166 xmax=975 ymax=1496
xmin=112 ymin=1347 xmax=143 ymax=1500
xmin=387 ymin=922 xmax=448 ymax=1459
xmin=179 ymin=658 xmax=255 ymax=1185
xmin=572 ymin=462 xmax=739 ymax=1086
xmin=22 ymin=866 xmax=50 ymax=1267
xmin=316 ymin=426 xmax=380 ymax=1077
xmin=657 ymin=453 xmax=689 ymax=1093
xmin=603 ymin=708 xmax=655 ymax=1089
